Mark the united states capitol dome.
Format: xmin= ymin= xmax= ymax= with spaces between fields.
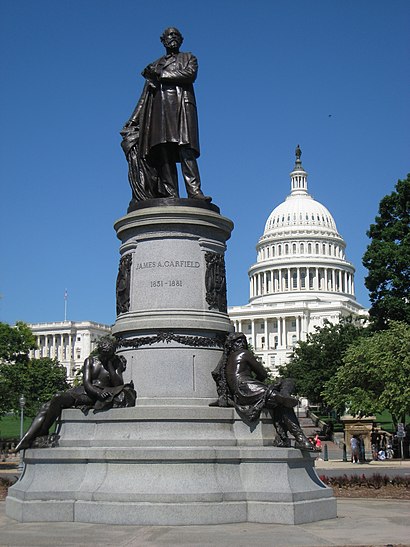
xmin=263 ymin=145 xmax=339 ymax=237
xmin=248 ymin=145 xmax=355 ymax=302
xmin=228 ymin=145 xmax=367 ymax=375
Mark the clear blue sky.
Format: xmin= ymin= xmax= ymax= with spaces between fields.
xmin=1 ymin=0 xmax=409 ymax=326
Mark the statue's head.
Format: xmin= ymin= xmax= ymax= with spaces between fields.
xmin=225 ymin=332 xmax=248 ymax=353
xmin=95 ymin=335 xmax=117 ymax=359
xmin=160 ymin=27 xmax=183 ymax=50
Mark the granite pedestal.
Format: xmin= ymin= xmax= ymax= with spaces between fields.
xmin=6 ymin=201 xmax=336 ymax=525
xmin=6 ymin=403 xmax=336 ymax=525
xmin=113 ymin=201 xmax=234 ymax=398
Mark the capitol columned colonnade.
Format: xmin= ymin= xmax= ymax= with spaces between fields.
xmin=28 ymin=321 xmax=111 ymax=380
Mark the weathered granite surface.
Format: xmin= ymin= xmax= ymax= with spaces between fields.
xmin=112 ymin=205 xmax=234 ymax=398
xmin=6 ymin=405 xmax=336 ymax=525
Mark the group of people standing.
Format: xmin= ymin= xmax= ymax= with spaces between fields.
xmin=350 ymin=429 xmax=395 ymax=463
xmin=370 ymin=428 xmax=394 ymax=460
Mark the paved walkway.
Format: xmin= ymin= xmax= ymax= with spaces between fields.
xmin=0 ymin=498 xmax=409 ymax=546
xmin=315 ymin=457 xmax=410 ymax=472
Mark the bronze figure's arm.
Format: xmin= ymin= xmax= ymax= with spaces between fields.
xmin=104 ymin=355 xmax=126 ymax=387
xmin=160 ymin=55 xmax=198 ymax=84
xmin=246 ymin=351 xmax=268 ymax=381
xmin=83 ymin=357 xmax=110 ymax=401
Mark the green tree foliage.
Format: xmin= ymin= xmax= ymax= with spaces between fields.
xmin=363 ymin=175 xmax=410 ymax=330
xmin=278 ymin=317 xmax=365 ymax=405
xmin=0 ymin=321 xmax=36 ymax=363
xmin=0 ymin=322 xmax=69 ymax=418
xmin=322 ymin=321 xmax=410 ymax=426
xmin=0 ymin=358 xmax=69 ymax=418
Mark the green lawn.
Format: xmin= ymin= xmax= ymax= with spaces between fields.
xmin=375 ymin=411 xmax=409 ymax=433
xmin=0 ymin=415 xmax=32 ymax=441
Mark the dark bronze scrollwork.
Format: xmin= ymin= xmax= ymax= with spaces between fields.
xmin=117 ymin=332 xmax=224 ymax=350
xmin=116 ymin=254 xmax=132 ymax=315
xmin=205 ymin=252 xmax=227 ymax=313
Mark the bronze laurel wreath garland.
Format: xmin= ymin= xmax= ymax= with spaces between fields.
xmin=116 ymin=331 xmax=225 ymax=349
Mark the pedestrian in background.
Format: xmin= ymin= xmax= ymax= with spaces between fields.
xmin=350 ymin=435 xmax=359 ymax=463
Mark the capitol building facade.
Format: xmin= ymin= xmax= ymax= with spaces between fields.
xmin=228 ymin=147 xmax=367 ymax=373
xmin=28 ymin=321 xmax=111 ymax=381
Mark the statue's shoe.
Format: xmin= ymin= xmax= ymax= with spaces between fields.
xmin=190 ymin=192 xmax=212 ymax=202
xmin=295 ymin=440 xmax=321 ymax=451
xmin=14 ymin=440 xmax=31 ymax=453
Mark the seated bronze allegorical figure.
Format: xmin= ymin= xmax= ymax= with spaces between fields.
xmin=210 ymin=332 xmax=318 ymax=451
xmin=15 ymin=336 xmax=136 ymax=452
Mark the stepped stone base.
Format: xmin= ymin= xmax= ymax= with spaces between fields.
xmin=6 ymin=403 xmax=337 ymax=525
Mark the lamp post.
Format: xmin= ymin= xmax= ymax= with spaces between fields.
xmin=17 ymin=394 xmax=26 ymax=472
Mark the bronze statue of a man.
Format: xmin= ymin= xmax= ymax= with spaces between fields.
xmin=121 ymin=27 xmax=211 ymax=203
xmin=211 ymin=333 xmax=318 ymax=451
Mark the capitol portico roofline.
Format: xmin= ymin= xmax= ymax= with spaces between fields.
xmin=228 ymin=145 xmax=367 ymax=372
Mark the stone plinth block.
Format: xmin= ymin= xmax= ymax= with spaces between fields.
xmin=6 ymin=405 xmax=337 ymax=525
xmin=112 ymin=203 xmax=234 ymax=398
